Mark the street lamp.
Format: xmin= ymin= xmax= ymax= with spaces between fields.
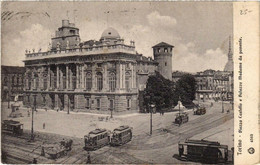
xmin=7 ymin=92 xmax=10 ymax=109
xmin=67 ymin=95 xmax=70 ymax=114
xmin=221 ymin=89 xmax=224 ymax=113
xmin=150 ymin=104 xmax=155 ymax=135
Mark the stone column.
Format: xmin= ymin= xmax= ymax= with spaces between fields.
xmin=133 ymin=63 xmax=136 ymax=88
xmin=92 ymin=64 xmax=96 ymax=90
xmin=81 ymin=64 xmax=84 ymax=89
xmin=131 ymin=63 xmax=134 ymax=88
xmin=56 ymin=65 xmax=59 ymax=89
xmin=116 ymin=62 xmax=120 ymax=90
xmin=70 ymin=66 xmax=72 ymax=89
xmin=103 ymin=63 xmax=108 ymax=91
xmin=66 ymin=65 xmax=69 ymax=89
xmin=76 ymin=64 xmax=79 ymax=89
xmin=47 ymin=65 xmax=50 ymax=90
xmin=122 ymin=64 xmax=125 ymax=89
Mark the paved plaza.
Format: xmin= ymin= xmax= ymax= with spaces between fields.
xmin=2 ymin=101 xmax=233 ymax=164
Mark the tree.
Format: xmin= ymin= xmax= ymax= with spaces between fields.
xmin=175 ymin=74 xmax=196 ymax=107
xmin=143 ymin=71 xmax=176 ymax=113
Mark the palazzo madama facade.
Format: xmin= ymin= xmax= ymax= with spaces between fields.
xmin=23 ymin=20 xmax=168 ymax=113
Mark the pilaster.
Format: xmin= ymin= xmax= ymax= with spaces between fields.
xmin=47 ymin=65 xmax=50 ymax=90
xmin=66 ymin=65 xmax=69 ymax=89
xmin=56 ymin=65 xmax=59 ymax=89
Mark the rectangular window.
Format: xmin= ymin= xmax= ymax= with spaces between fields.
xmin=109 ymin=99 xmax=114 ymax=110
xmin=97 ymin=99 xmax=100 ymax=110
xmin=127 ymin=99 xmax=131 ymax=110
xmin=86 ymin=98 xmax=90 ymax=109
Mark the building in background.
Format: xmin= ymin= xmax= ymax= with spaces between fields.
xmin=1 ymin=66 xmax=25 ymax=102
xmin=194 ymin=69 xmax=233 ymax=101
xmin=23 ymin=20 xmax=172 ymax=113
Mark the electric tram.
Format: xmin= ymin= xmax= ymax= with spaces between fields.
xmin=110 ymin=125 xmax=133 ymax=146
xmin=178 ymin=139 xmax=228 ymax=163
xmin=1 ymin=120 xmax=23 ymax=135
xmin=84 ymin=128 xmax=110 ymax=150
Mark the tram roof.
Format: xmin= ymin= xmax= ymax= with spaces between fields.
xmin=114 ymin=125 xmax=130 ymax=132
xmin=89 ymin=128 xmax=107 ymax=135
xmin=3 ymin=120 xmax=21 ymax=125
xmin=179 ymin=139 xmax=228 ymax=149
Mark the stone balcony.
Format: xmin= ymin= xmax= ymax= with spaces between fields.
xmin=24 ymin=44 xmax=136 ymax=61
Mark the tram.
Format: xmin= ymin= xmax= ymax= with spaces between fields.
xmin=1 ymin=120 xmax=23 ymax=135
xmin=110 ymin=125 xmax=133 ymax=146
xmin=84 ymin=128 xmax=110 ymax=151
xmin=178 ymin=139 xmax=228 ymax=163
xmin=175 ymin=112 xmax=189 ymax=124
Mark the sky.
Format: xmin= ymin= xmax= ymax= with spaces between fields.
xmin=1 ymin=2 xmax=233 ymax=73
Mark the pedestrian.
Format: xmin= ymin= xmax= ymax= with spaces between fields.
xmin=41 ymin=146 xmax=45 ymax=156
xmin=43 ymin=123 xmax=45 ymax=129
xmin=179 ymin=145 xmax=184 ymax=157
xmin=32 ymin=158 xmax=37 ymax=164
xmin=86 ymin=151 xmax=91 ymax=164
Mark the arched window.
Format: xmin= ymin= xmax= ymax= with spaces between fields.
xmin=109 ymin=72 xmax=116 ymax=92
xmin=125 ymin=72 xmax=131 ymax=91
xmin=97 ymin=72 xmax=103 ymax=91
xmin=86 ymin=73 xmax=92 ymax=91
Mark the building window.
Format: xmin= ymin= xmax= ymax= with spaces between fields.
xmin=97 ymin=72 xmax=103 ymax=91
xmin=165 ymin=62 xmax=167 ymax=66
xmin=43 ymin=78 xmax=48 ymax=90
xmin=86 ymin=98 xmax=90 ymax=109
xmin=109 ymin=72 xmax=116 ymax=92
xmin=125 ymin=72 xmax=131 ymax=91
xmin=157 ymin=48 xmax=161 ymax=53
xmin=109 ymin=99 xmax=114 ymax=110
xmin=127 ymin=99 xmax=131 ymax=110
xmin=43 ymin=96 xmax=46 ymax=104
xmin=96 ymin=98 xmax=101 ymax=110
xmin=164 ymin=48 xmax=168 ymax=52
xmin=86 ymin=73 xmax=92 ymax=91
xmin=12 ymin=76 xmax=15 ymax=85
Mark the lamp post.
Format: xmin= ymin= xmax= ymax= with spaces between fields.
xmin=150 ymin=104 xmax=155 ymax=135
xmin=68 ymin=95 xmax=70 ymax=114
xmin=221 ymin=89 xmax=224 ymax=113
xmin=31 ymin=94 xmax=37 ymax=141
xmin=7 ymin=92 xmax=10 ymax=109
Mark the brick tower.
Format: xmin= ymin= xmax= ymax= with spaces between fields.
xmin=152 ymin=42 xmax=174 ymax=80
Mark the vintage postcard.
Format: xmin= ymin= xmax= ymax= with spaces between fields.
xmin=1 ymin=1 xmax=259 ymax=164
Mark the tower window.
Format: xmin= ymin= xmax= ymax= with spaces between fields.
xmin=164 ymin=48 xmax=168 ymax=52
xmin=165 ymin=62 xmax=167 ymax=66
xmin=70 ymin=30 xmax=75 ymax=34
xmin=157 ymin=48 xmax=161 ymax=53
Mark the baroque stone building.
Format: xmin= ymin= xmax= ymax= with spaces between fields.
xmin=23 ymin=20 xmax=172 ymax=112
xmin=1 ymin=66 xmax=25 ymax=102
